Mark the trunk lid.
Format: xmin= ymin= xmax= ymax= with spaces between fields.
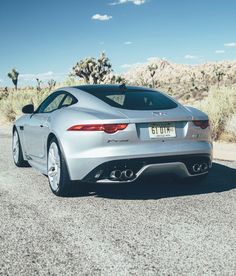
xmin=114 ymin=105 xmax=192 ymax=141
xmin=114 ymin=105 xmax=192 ymax=123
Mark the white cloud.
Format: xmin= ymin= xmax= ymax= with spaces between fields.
xmin=184 ymin=54 xmax=199 ymax=60
xmin=19 ymin=71 xmax=67 ymax=81
xmin=110 ymin=0 xmax=146 ymax=5
xmin=124 ymin=41 xmax=132 ymax=45
xmin=120 ymin=62 xmax=142 ymax=68
xmin=92 ymin=14 xmax=112 ymax=21
xmin=121 ymin=57 xmax=167 ymax=70
xmin=147 ymin=57 xmax=163 ymax=62
xmin=224 ymin=42 xmax=236 ymax=47
xmin=215 ymin=50 xmax=225 ymax=54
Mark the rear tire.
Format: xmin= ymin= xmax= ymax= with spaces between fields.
xmin=12 ymin=129 xmax=29 ymax=167
xmin=47 ymin=137 xmax=72 ymax=196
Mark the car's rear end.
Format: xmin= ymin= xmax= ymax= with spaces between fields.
xmin=60 ymin=85 xmax=212 ymax=183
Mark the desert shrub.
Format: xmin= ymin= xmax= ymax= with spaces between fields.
xmin=0 ymin=89 xmax=9 ymax=101
xmin=0 ymin=88 xmax=51 ymax=122
xmin=224 ymin=115 xmax=236 ymax=142
xmin=193 ymin=86 xmax=236 ymax=140
xmin=227 ymin=115 xmax=236 ymax=136
xmin=64 ymin=77 xmax=83 ymax=86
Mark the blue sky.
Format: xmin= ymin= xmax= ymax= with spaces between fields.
xmin=0 ymin=0 xmax=236 ymax=87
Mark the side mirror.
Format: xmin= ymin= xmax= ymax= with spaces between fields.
xmin=22 ymin=104 xmax=34 ymax=114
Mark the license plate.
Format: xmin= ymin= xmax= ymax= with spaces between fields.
xmin=149 ymin=122 xmax=176 ymax=138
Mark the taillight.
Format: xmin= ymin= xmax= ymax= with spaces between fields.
xmin=67 ymin=123 xmax=128 ymax=134
xmin=193 ymin=120 xmax=209 ymax=129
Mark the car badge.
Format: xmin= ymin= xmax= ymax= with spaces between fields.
xmin=152 ymin=111 xmax=167 ymax=116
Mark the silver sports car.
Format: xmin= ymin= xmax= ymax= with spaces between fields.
xmin=12 ymin=85 xmax=212 ymax=196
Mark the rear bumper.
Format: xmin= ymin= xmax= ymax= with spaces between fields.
xmin=83 ymin=154 xmax=212 ymax=183
xmin=65 ymin=141 xmax=213 ymax=181
xmin=96 ymin=163 xmax=207 ymax=183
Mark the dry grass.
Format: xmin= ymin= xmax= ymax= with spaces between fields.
xmin=0 ymin=77 xmax=82 ymax=122
xmin=193 ymin=86 xmax=236 ymax=141
xmin=0 ymin=88 xmax=51 ymax=122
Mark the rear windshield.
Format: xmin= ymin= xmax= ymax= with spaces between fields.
xmin=80 ymin=88 xmax=178 ymax=110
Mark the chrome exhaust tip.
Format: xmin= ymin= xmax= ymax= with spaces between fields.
xmin=110 ymin=170 xmax=122 ymax=180
xmin=192 ymin=163 xmax=208 ymax=174
xmin=122 ymin=169 xmax=134 ymax=180
xmin=192 ymin=163 xmax=201 ymax=173
xmin=201 ymin=163 xmax=208 ymax=172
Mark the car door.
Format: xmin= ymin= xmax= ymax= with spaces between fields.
xmin=24 ymin=92 xmax=66 ymax=160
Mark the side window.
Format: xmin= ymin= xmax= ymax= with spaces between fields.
xmin=60 ymin=95 xmax=77 ymax=108
xmin=40 ymin=93 xmax=65 ymax=113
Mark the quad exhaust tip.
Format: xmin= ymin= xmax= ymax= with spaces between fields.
xmin=192 ymin=163 xmax=208 ymax=173
xmin=110 ymin=170 xmax=122 ymax=180
xmin=122 ymin=169 xmax=134 ymax=179
xmin=110 ymin=169 xmax=134 ymax=181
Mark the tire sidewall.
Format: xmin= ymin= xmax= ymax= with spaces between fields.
xmin=12 ymin=129 xmax=25 ymax=166
xmin=47 ymin=137 xmax=71 ymax=196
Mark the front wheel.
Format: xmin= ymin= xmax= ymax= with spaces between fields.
xmin=47 ymin=137 xmax=72 ymax=196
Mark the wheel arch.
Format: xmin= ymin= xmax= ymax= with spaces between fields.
xmin=12 ymin=124 xmax=28 ymax=161
xmin=46 ymin=132 xmax=72 ymax=180
xmin=12 ymin=124 xmax=17 ymax=133
xmin=47 ymin=132 xmax=57 ymax=151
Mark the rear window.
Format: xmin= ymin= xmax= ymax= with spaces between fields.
xmin=80 ymin=88 xmax=178 ymax=110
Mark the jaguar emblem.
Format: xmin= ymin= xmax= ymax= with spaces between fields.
xmin=152 ymin=111 xmax=167 ymax=116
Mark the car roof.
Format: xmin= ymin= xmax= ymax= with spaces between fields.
xmin=73 ymin=84 xmax=153 ymax=93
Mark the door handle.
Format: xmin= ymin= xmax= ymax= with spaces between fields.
xmin=40 ymin=125 xmax=44 ymax=128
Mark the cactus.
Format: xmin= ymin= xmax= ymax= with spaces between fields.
xmin=148 ymin=64 xmax=158 ymax=88
xmin=213 ymin=66 xmax=225 ymax=88
xmin=7 ymin=68 xmax=19 ymax=90
xmin=36 ymin=78 xmax=42 ymax=92
xmin=113 ymin=75 xmax=126 ymax=84
xmin=48 ymin=79 xmax=56 ymax=91
xmin=72 ymin=53 xmax=112 ymax=84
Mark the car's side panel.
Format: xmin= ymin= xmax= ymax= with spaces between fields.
xmin=24 ymin=113 xmax=50 ymax=159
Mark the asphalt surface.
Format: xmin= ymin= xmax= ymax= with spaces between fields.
xmin=0 ymin=127 xmax=236 ymax=276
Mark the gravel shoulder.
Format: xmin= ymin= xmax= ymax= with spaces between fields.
xmin=0 ymin=126 xmax=236 ymax=275
xmin=213 ymin=141 xmax=236 ymax=161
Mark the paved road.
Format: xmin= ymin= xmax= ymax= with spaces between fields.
xmin=0 ymin=127 xmax=236 ymax=275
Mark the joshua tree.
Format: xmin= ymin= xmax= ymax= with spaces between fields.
xmin=148 ymin=64 xmax=158 ymax=88
xmin=115 ymin=75 xmax=126 ymax=84
xmin=110 ymin=74 xmax=126 ymax=84
xmin=72 ymin=53 xmax=112 ymax=84
xmin=213 ymin=66 xmax=225 ymax=88
xmin=148 ymin=64 xmax=158 ymax=76
xmin=36 ymin=78 xmax=42 ymax=92
xmin=48 ymin=79 xmax=56 ymax=91
xmin=7 ymin=68 xmax=19 ymax=90
xmin=147 ymin=60 xmax=167 ymax=88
